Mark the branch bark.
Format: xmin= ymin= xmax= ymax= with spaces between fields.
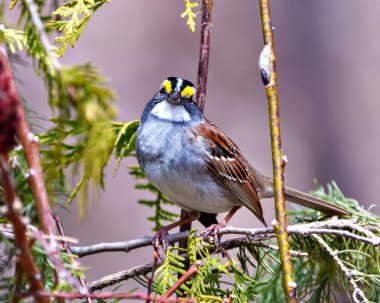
xmin=16 ymin=291 xmax=196 ymax=303
xmin=258 ymin=1 xmax=297 ymax=302
xmin=312 ymin=234 xmax=369 ymax=303
xmin=53 ymin=213 xmax=93 ymax=303
xmin=24 ymin=0 xmax=62 ymax=71
xmin=79 ymin=218 xmax=380 ymax=292
xmin=85 ymin=235 xmax=312 ymax=292
xmin=0 ymin=155 xmax=48 ymax=303
xmin=195 ymin=0 xmax=213 ymax=112
xmin=66 ymin=219 xmax=379 ymax=257
xmin=162 ymin=262 xmax=200 ymax=299
xmin=0 ymin=43 xmax=57 ymax=239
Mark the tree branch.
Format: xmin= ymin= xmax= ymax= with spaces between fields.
xmin=16 ymin=291 xmax=196 ymax=303
xmin=0 ymin=42 xmax=57 ymax=239
xmin=162 ymin=262 xmax=200 ymax=299
xmin=258 ymin=1 xmax=297 ymax=302
xmin=24 ymin=0 xmax=62 ymax=71
xmin=85 ymin=235 xmax=310 ymax=292
xmin=52 ymin=213 xmax=93 ymax=303
xmin=68 ymin=219 xmax=379 ymax=257
xmin=312 ymin=234 xmax=369 ymax=303
xmin=56 ymin=219 xmax=379 ymax=293
xmin=0 ymin=155 xmax=48 ymax=303
xmin=195 ymin=0 xmax=213 ymax=112
xmin=87 ymin=261 xmax=161 ymax=292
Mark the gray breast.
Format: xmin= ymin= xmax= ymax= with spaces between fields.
xmin=136 ymin=117 xmax=239 ymax=213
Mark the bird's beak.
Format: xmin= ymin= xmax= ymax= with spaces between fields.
xmin=167 ymin=92 xmax=182 ymax=105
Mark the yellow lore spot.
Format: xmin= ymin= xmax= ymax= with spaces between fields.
xmin=181 ymin=85 xmax=195 ymax=97
xmin=163 ymin=80 xmax=172 ymax=93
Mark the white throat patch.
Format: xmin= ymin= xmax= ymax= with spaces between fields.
xmin=151 ymin=101 xmax=191 ymax=122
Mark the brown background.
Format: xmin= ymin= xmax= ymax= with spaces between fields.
xmin=10 ymin=0 xmax=380 ymax=297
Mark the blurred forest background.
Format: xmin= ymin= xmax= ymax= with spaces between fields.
xmin=8 ymin=0 xmax=380 ymax=288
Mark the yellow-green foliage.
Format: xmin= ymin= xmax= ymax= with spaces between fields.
xmin=0 ymin=27 xmax=25 ymax=52
xmin=181 ymin=0 xmax=199 ymax=32
xmin=152 ymin=229 xmax=255 ymax=302
xmin=153 ymin=247 xmax=187 ymax=296
xmin=46 ymin=0 xmax=111 ymax=57
xmin=40 ymin=64 xmax=117 ymax=220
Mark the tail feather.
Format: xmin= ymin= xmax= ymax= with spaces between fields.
xmin=284 ymin=186 xmax=350 ymax=216
xmin=247 ymin=164 xmax=350 ymax=217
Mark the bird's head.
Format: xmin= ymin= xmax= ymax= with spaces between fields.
xmin=145 ymin=77 xmax=201 ymax=123
xmin=158 ymin=77 xmax=196 ymax=106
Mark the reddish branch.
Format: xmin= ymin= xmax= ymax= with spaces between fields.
xmin=12 ymin=263 xmax=23 ymax=303
xmin=0 ymin=46 xmax=49 ymax=302
xmin=17 ymin=291 xmax=196 ymax=303
xmin=162 ymin=262 xmax=200 ymax=299
xmin=195 ymin=0 xmax=213 ymax=112
xmin=53 ymin=213 xmax=93 ymax=303
xmin=0 ymin=155 xmax=48 ymax=303
xmin=0 ymin=45 xmax=56 ymax=238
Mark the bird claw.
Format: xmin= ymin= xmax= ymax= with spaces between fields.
xmin=152 ymin=228 xmax=170 ymax=258
xmin=197 ymin=223 xmax=225 ymax=251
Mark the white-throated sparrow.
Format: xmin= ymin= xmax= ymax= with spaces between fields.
xmin=136 ymin=77 xmax=349 ymax=247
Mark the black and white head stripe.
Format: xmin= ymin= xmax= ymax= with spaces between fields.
xmin=162 ymin=77 xmax=195 ymax=98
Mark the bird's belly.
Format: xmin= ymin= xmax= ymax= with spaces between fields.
xmin=136 ymin=120 xmax=240 ymax=214
xmin=142 ymin=160 xmax=239 ymax=214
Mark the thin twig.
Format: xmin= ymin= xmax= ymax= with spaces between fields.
xmin=258 ymin=1 xmax=297 ymax=302
xmin=146 ymin=250 xmax=159 ymax=303
xmin=162 ymin=262 xmax=200 ymax=299
xmin=30 ymin=227 xmax=87 ymax=296
xmin=24 ymin=0 xmax=62 ymax=71
xmin=86 ymin=227 xmax=374 ymax=292
xmin=53 ymin=213 xmax=93 ymax=303
xmin=87 ymin=261 xmax=162 ymax=292
xmin=0 ymin=155 xmax=48 ymax=303
xmin=255 ymin=242 xmax=308 ymax=257
xmin=312 ymin=234 xmax=369 ymax=303
xmin=0 ymin=43 xmax=57 ymax=240
xmin=12 ymin=262 xmax=23 ymax=303
xmin=16 ymin=291 xmax=196 ymax=303
xmin=195 ymin=0 xmax=213 ymax=112
xmin=69 ymin=220 xmax=379 ymax=257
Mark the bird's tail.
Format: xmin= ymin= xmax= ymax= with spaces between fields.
xmin=248 ymin=165 xmax=350 ymax=217
xmin=284 ymin=186 xmax=350 ymax=216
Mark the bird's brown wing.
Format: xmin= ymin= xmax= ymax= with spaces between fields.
xmin=193 ymin=122 xmax=267 ymax=226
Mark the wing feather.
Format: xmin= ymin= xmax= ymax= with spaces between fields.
xmin=194 ymin=122 xmax=267 ymax=226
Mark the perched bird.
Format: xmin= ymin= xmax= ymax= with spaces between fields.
xmin=136 ymin=77 xmax=349 ymax=246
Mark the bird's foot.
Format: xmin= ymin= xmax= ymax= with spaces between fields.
xmin=152 ymin=228 xmax=170 ymax=258
xmin=197 ymin=223 xmax=225 ymax=251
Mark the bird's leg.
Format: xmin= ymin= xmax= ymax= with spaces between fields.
xmin=198 ymin=206 xmax=241 ymax=248
xmin=152 ymin=213 xmax=198 ymax=254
